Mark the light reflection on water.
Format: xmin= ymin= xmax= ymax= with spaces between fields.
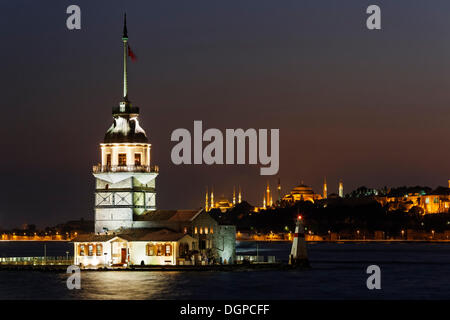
xmin=1 ymin=242 xmax=450 ymax=300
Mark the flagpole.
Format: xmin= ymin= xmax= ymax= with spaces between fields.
xmin=122 ymin=13 xmax=128 ymax=100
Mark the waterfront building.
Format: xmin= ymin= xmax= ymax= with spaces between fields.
xmin=375 ymin=184 xmax=450 ymax=214
xmin=73 ymin=15 xmax=236 ymax=268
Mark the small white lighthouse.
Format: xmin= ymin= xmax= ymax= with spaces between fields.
xmin=289 ymin=215 xmax=309 ymax=267
xmin=93 ymin=14 xmax=158 ymax=233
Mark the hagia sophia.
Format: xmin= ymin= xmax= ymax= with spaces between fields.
xmin=204 ymin=179 xmax=450 ymax=215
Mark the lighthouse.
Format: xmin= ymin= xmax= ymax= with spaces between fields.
xmin=92 ymin=15 xmax=158 ymax=233
xmin=289 ymin=215 xmax=309 ymax=267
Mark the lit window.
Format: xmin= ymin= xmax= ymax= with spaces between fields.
xmin=79 ymin=244 xmax=85 ymax=256
xmin=134 ymin=153 xmax=141 ymax=166
xmin=194 ymin=227 xmax=198 ymax=234
xmin=425 ymin=198 xmax=430 ymax=204
xmin=183 ymin=227 xmax=187 ymax=234
xmin=96 ymin=244 xmax=102 ymax=256
xmin=146 ymin=244 xmax=155 ymax=256
xmin=204 ymin=227 xmax=209 ymax=234
xmin=157 ymin=244 xmax=163 ymax=256
xmin=210 ymin=227 xmax=214 ymax=234
xmin=88 ymin=244 xmax=94 ymax=256
xmin=118 ymin=153 xmax=127 ymax=166
xmin=200 ymin=227 xmax=203 ymax=234
xmin=165 ymin=244 xmax=172 ymax=256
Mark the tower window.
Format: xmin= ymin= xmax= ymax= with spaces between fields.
xmin=106 ymin=154 xmax=111 ymax=167
xmin=118 ymin=154 xmax=127 ymax=166
xmin=134 ymin=153 xmax=141 ymax=166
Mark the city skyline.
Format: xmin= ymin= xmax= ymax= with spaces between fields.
xmin=1 ymin=1 xmax=450 ymax=228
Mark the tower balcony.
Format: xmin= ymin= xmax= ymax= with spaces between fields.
xmin=93 ymin=164 xmax=159 ymax=174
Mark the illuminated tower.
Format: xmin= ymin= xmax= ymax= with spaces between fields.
xmin=210 ymin=187 xmax=214 ymax=209
xmin=448 ymin=179 xmax=450 ymax=189
xmin=238 ymin=186 xmax=242 ymax=203
xmin=323 ymin=177 xmax=327 ymax=199
xmin=205 ymin=187 xmax=209 ymax=211
xmin=338 ymin=180 xmax=344 ymax=198
xmin=277 ymin=178 xmax=281 ymax=202
xmin=232 ymin=186 xmax=236 ymax=205
xmin=266 ymin=181 xmax=272 ymax=207
xmin=263 ymin=193 xmax=266 ymax=209
xmin=93 ymin=15 xmax=158 ymax=233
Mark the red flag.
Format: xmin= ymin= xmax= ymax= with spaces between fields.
xmin=128 ymin=45 xmax=137 ymax=62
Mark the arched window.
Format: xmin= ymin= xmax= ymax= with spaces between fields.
xmin=194 ymin=227 xmax=198 ymax=234
xmin=79 ymin=244 xmax=85 ymax=256
xmin=210 ymin=227 xmax=214 ymax=234
xmin=204 ymin=227 xmax=209 ymax=234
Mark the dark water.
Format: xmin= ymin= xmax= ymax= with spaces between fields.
xmin=0 ymin=241 xmax=449 ymax=299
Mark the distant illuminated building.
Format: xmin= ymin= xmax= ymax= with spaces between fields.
xmin=375 ymin=182 xmax=450 ymax=215
xmin=282 ymin=183 xmax=322 ymax=203
xmin=215 ymin=196 xmax=233 ymax=213
xmin=338 ymin=180 xmax=344 ymax=198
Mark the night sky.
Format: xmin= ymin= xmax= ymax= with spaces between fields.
xmin=1 ymin=1 xmax=450 ymax=228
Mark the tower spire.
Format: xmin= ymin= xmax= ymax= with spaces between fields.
xmin=122 ymin=13 xmax=129 ymax=101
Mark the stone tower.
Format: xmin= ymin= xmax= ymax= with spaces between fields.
xmin=93 ymin=14 xmax=158 ymax=233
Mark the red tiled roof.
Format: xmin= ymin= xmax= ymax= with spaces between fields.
xmin=72 ymin=228 xmax=192 ymax=243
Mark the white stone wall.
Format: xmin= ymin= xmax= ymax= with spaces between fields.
xmin=128 ymin=241 xmax=177 ymax=266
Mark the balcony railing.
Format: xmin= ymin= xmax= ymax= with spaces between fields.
xmin=93 ymin=164 xmax=159 ymax=173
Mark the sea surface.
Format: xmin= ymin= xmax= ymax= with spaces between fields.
xmin=0 ymin=241 xmax=449 ymax=299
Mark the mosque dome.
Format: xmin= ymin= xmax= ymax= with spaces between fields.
xmin=283 ymin=183 xmax=321 ymax=203
xmin=291 ymin=184 xmax=315 ymax=196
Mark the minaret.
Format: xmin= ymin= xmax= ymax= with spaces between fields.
xmin=448 ymin=179 xmax=450 ymax=189
xmin=210 ymin=187 xmax=214 ymax=209
xmin=266 ymin=181 xmax=271 ymax=207
xmin=205 ymin=187 xmax=209 ymax=212
xmin=93 ymin=14 xmax=158 ymax=233
xmin=323 ymin=177 xmax=327 ymax=199
xmin=263 ymin=193 xmax=266 ymax=209
xmin=339 ymin=180 xmax=344 ymax=198
xmin=238 ymin=186 xmax=242 ymax=203
xmin=277 ymin=178 xmax=281 ymax=202
xmin=232 ymin=186 xmax=236 ymax=205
